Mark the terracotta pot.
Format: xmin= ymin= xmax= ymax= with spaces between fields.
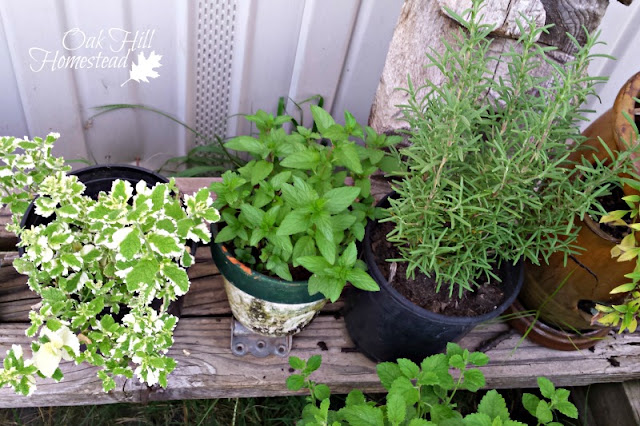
xmin=515 ymin=72 xmax=640 ymax=342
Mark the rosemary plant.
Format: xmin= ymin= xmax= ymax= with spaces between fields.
xmin=386 ymin=0 xmax=638 ymax=297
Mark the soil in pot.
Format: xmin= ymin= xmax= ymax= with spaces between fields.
xmin=371 ymin=220 xmax=506 ymax=317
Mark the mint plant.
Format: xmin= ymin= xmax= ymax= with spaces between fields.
xmin=211 ymin=106 xmax=401 ymax=301
xmin=0 ymin=134 xmax=220 ymax=395
xmin=288 ymin=343 xmax=578 ymax=425
xmin=386 ymin=0 xmax=638 ymax=297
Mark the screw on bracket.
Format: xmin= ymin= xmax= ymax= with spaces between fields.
xmin=231 ymin=320 xmax=291 ymax=357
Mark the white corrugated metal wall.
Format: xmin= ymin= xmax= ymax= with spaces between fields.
xmin=1 ymin=0 xmax=638 ymax=168
xmin=0 ymin=0 xmax=402 ymax=170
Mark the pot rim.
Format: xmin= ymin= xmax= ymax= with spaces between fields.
xmin=210 ymin=223 xmax=326 ymax=304
xmin=364 ymin=192 xmax=524 ymax=325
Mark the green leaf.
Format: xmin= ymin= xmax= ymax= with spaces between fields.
xmin=463 ymin=413 xmax=492 ymax=426
xmin=469 ymin=352 xmax=490 ymax=367
xmin=521 ymin=393 xmax=540 ymax=417
xmin=297 ymin=256 xmax=331 ymax=275
xmin=251 ymin=160 xmax=273 ymax=185
xmin=323 ymin=187 xmax=361 ymax=214
xmin=125 ymin=258 xmax=159 ymax=292
xmin=535 ymin=401 xmax=553 ymax=424
xmin=308 ymin=275 xmax=343 ymax=302
xmin=215 ymin=225 xmax=237 ymax=243
xmin=314 ymin=384 xmax=331 ymax=401
xmin=163 ymin=263 xmax=190 ymax=294
xmin=537 ymin=377 xmax=555 ymax=399
xmin=306 ymin=355 xmax=322 ymax=373
xmin=477 ymin=390 xmax=509 ymax=421
xmin=119 ymin=227 xmax=142 ymax=260
xmin=386 ymin=393 xmax=406 ymax=426
xmin=148 ymin=232 xmax=181 ymax=256
xmin=286 ymin=374 xmax=305 ymax=391
xmin=347 ymin=269 xmax=380 ymax=291
xmin=240 ymin=203 xmax=265 ymax=225
xmin=389 ymin=376 xmax=420 ymax=406
xmin=408 ymin=420 xmax=435 ymax=426
xmin=397 ymin=358 xmax=420 ymax=379
xmin=280 ymin=150 xmax=321 ymax=170
xmin=333 ymin=142 xmax=363 ymax=173
xmin=288 ymin=356 xmax=305 ymax=370
xmin=278 ymin=210 xmax=311 ymax=236
xmin=554 ymin=401 xmax=578 ymax=419
xmin=339 ymin=405 xmax=384 ymax=426
xmin=311 ymin=105 xmax=336 ymax=134
xmin=463 ymin=369 xmax=485 ymax=392
xmin=225 ymin=136 xmax=266 ymax=156
xmin=377 ymin=362 xmax=403 ymax=390
xmin=292 ymin=236 xmax=316 ymax=265
xmin=346 ymin=389 xmax=366 ymax=406
xmin=315 ymin=231 xmax=336 ymax=265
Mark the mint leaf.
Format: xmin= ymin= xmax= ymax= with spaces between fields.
xmin=324 ymin=187 xmax=361 ymax=214
xmin=225 ymin=136 xmax=266 ymax=157
xmin=346 ymin=389 xmax=366 ymax=406
xmin=389 ymin=376 xmax=420 ymax=406
xmin=288 ymin=356 xmax=305 ymax=370
xmin=278 ymin=210 xmax=311 ymax=236
xmin=251 ymin=160 xmax=273 ymax=185
xmin=280 ymin=149 xmax=321 ymax=170
xmin=297 ymin=256 xmax=331 ymax=275
xmin=315 ymin=231 xmax=336 ymax=265
xmin=311 ymin=105 xmax=336 ymax=134
xmin=462 ymin=369 xmax=485 ymax=392
xmin=555 ymin=401 xmax=578 ymax=419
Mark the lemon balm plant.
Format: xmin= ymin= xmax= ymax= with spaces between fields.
xmin=0 ymin=134 xmax=220 ymax=395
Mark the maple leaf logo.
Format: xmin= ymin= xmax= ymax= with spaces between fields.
xmin=121 ymin=51 xmax=162 ymax=87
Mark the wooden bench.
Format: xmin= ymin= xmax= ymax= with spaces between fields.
xmin=1 ymin=177 xmax=640 ymax=408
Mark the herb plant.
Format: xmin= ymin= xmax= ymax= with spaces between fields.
xmin=287 ymin=344 xmax=578 ymax=425
xmin=0 ymin=134 xmax=220 ymax=395
xmin=595 ymin=178 xmax=640 ymax=333
xmin=211 ymin=106 xmax=401 ymax=301
xmin=386 ymin=0 xmax=637 ymax=296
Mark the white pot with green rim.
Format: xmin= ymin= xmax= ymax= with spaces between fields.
xmin=210 ymin=229 xmax=327 ymax=336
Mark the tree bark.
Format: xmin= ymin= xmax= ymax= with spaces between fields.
xmin=369 ymin=0 xmax=633 ymax=134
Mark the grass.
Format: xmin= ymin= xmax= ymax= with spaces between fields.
xmin=0 ymin=396 xmax=307 ymax=426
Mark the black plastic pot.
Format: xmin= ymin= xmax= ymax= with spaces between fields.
xmin=19 ymin=164 xmax=194 ymax=318
xmin=344 ymin=195 xmax=524 ymax=363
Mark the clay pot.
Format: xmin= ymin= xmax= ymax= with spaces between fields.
xmin=514 ymin=72 xmax=640 ymax=345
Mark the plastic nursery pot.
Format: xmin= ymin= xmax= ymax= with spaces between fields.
xmin=19 ymin=164 xmax=194 ymax=318
xmin=210 ymin=226 xmax=327 ymax=337
xmin=344 ymin=194 xmax=524 ymax=363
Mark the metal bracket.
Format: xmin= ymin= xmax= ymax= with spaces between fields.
xmin=231 ymin=319 xmax=291 ymax=357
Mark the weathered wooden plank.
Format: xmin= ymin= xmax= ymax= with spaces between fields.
xmin=2 ymin=315 xmax=640 ymax=407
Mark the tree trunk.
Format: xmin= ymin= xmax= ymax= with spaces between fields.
xmin=369 ymin=0 xmax=633 ymax=134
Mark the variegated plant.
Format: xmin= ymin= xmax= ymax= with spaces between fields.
xmin=594 ymin=178 xmax=640 ymax=333
xmin=0 ymin=134 xmax=220 ymax=395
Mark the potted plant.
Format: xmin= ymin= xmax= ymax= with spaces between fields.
xmin=0 ymin=133 xmax=220 ymax=395
xmin=593 ymin=177 xmax=640 ymax=333
xmin=344 ymin=0 xmax=633 ymax=362
xmin=511 ymin=72 xmax=640 ymax=350
xmin=209 ymin=106 xmax=400 ymax=336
